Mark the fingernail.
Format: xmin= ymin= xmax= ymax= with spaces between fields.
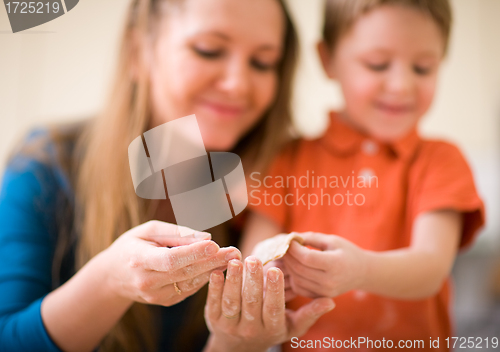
xmin=228 ymin=260 xmax=240 ymax=275
xmin=246 ymin=258 xmax=258 ymax=274
xmin=225 ymin=249 xmax=241 ymax=261
xmin=268 ymin=268 xmax=279 ymax=283
xmin=205 ymin=242 xmax=219 ymax=256
xmin=314 ymin=299 xmax=335 ymax=313
xmin=210 ymin=271 xmax=222 ymax=285
xmin=325 ymin=301 xmax=335 ymax=312
xmin=195 ymin=231 xmax=211 ymax=239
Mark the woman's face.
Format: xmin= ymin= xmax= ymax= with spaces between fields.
xmin=146 ymin=0 xmax=285 ymax=151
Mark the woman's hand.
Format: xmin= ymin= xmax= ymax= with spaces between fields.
xmin=204 ymin=256 xmax=335 ymax=352
xmin=282 ymin=232 xmax=368 ymax=298
xmin=42 ymin=220 xmax=241 ymax=352
xmin=100 ymin=220 xmax=241 ymax=306
xmin=263 ymin=259 xmax=296 ymax=302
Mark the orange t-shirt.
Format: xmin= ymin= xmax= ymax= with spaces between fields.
xmin=249 ymin=112 xmax=485 ymax=351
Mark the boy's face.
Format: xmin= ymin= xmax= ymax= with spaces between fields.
xmin=320 ymin=5 xmax=445 ymax=141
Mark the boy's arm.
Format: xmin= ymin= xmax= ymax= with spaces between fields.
xmin=284 ymin=209 xmax=462 ymax=300
xmin=240 ymin=212 xmax=282 ymax=258
xmin=361 ymin=209 xmax=462 ymax=299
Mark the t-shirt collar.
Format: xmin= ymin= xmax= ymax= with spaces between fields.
xmin=320 ymin=111 xmax=421 ymax=160
xmin=389 ymin=126 xmax=421 ymax=159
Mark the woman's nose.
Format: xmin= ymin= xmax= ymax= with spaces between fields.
xmin=217 ymin=56 xmax=251 ymax=99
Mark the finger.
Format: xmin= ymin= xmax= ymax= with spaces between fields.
xmin=138 ymin=269 xmax=213 ymax=307
xmin=286 ymin=298 xmax=335 ymax=338
xmin=147 ymin=247 xmax=240 ymax=289
xmin=177 ymin=270 xmax=213 ymax=295
xmin=287 ymin=257 xmax=336 ymax=297
xmin=162 ymin=271 xmax=213 ymax=306
xmin=287 ymin=241 xmax=330 ymax=270
xmin=288 ymin=275 xmax=320 ymax=298
xmin=287 ymin=268 xmax=325 ymax=296
xmin=241 ymin=256 xmax=264 ymax=326
xmin=263 ymin=259 xmax=284 ymax=291
xmin=298 ymin=232 xmax=343 ymax=251
xmin=205 ymin=270 xmax=225 ymax=323
xmin=221 ymin=260 xmax=243 ymax=324
xmin=166 ymin=246 xmax=241 ymax=283
xmin=137 ymin=221 xmax=211 ymax=246
xmin=141 ymin=240 xmax=220 ymax=272
xmin=283 ymin=254 xmax=325 ymax=282
xmin=263 ymin=268 xmax=285 ymax=331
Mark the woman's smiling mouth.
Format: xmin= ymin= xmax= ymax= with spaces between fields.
xmin=199 ymin=100 xmax=247 ymax=120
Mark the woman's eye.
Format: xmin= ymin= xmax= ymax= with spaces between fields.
xmin=250 ymin=59 xmax=276 ymax=72
xmin=366 ymin=63 xmax=389 ymax=72
xmin=414 ymin=65 xmax=432 ymax=75
xmin=193 ymin=46 xmax=223 ymax=59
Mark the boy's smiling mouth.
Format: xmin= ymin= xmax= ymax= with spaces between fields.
xmin=374 ymin=101 xmax=415 ymax=116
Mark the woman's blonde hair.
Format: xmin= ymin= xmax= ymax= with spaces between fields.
xmin=322 ymin=0 xmax=452 ymax=55
xmin=12 ymin=0 xmax=298 ymax=350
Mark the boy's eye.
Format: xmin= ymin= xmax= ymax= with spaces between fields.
xmin=413 ymin=65 xmax=432 ymax=75
xmin=366 ymin=63 xmax=389 ymax=72
xmin=193 ymin=46 xmax=224 ymax=59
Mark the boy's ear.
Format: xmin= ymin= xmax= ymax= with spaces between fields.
xmin=317 ymin=41 xmax=336 ymax=80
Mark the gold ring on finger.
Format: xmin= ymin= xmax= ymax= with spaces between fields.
xmin=173 ymin=282 xmax=182 ymax=295
xmin=222 ymin=312 xmax=239 ymax=319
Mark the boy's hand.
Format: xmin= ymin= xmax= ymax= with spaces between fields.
xmin=282 ymin=232 xmax=368 ymax=298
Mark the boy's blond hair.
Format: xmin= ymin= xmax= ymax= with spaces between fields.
xmin=323 ymin=0 xmax=452 ymax=55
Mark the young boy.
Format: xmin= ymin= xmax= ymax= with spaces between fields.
xmin=242 ymin=0 xmax=485 ymax=350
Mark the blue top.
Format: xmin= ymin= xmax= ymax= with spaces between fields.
xmin=0 ymin=129 xmax=208 ymax=352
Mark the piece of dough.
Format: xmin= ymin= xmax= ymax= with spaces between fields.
xmin=253 ymin=233 xmax=304 ymax=265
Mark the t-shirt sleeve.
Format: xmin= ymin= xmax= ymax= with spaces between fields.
xmin=0 ymin=156 xmax=63 ymax=352
xmin=412 ymin=142 xmax=485 ymax=250
xmin=247 ymin=146 xmax=294 ymax=230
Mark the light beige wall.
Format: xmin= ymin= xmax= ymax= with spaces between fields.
xmin=0 ymin=0 xmax=129 ymax=165
xmin=1 ymin=0 xmax=499 ymax=245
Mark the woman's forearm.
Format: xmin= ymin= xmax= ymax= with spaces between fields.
xmin=41 ymin=251 xmax=133 ymax=352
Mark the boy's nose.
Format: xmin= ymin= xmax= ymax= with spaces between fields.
xmin=217 ymin=56 xmax=251 ymax=100
xmin=384 ymin=64 xmax=414 ymax=96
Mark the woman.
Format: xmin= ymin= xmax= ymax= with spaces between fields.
xmin=0 ymin=0 xmax=300 ymax=351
